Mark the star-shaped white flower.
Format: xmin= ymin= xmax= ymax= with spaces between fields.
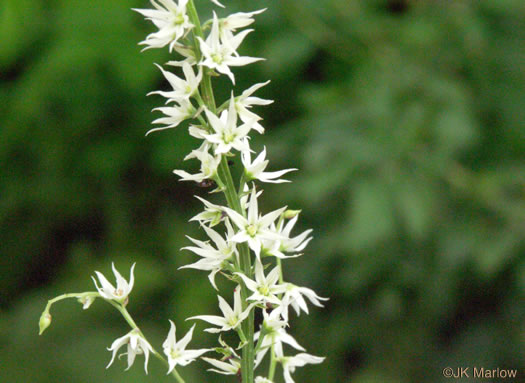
xmin=198 ymin=13 xmax=263 ymax=84
xmin=134 ymin=0 xmax=194 ymax=52
xmin=166 ymin=43 xmax=198 ymax=67
xmin=149 ymin=62 xmax=202 ymax=103
xmin=106 ymin=329 xmax=154 ymax=373
xmin=163 ymin=321 xmax=210 ymax=373
xmin=242 ymin=147 xmax=297 ymax=183
xmin=236 ymin=260 xmax=285 ymax=306
xmin=92 ymin=263 xmax=135 ymax=303
xmin=188 ymin=287 xmax=252 ymax=333
xmin=147 ymin=98 xmax=195 ymax=135
xmin=219 ymin=9 xmax=266 ymax=41
xmin=255 ymin=310 xmax=304 ymax=364
xmin=234 ymin=81 xmax=273 ymax=133
xmin=174 ymin=146 xmax=220 ymax=183
xmin=263 ymin=214 xmax=312 ymax=259
xmin=203 ymin=96 xmax=252 ymax=155
xmin=190 ymin=196 xmax=225 ymax=227
xmin=277 ymin=284 xmax=328 ymax=321
xmin=180 ymin=221 xmax=237 ymax=289
xmin=279 ymin=353 xmax=325 ymax=383
xmin=223 ymin=186 xmax=285 ymax=259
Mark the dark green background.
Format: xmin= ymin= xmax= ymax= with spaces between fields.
xmin=1 ymin=0 xmax=524 ymax=382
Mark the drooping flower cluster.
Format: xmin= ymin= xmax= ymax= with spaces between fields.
xmin=39 ymin=2 xmax=326 ymax=383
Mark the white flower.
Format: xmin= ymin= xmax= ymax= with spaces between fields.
xmin=202 ymin=356 xmax=241 ymax=375
xmin=261 ymin=308 xmax=288 ymax=332
xmin=255 ymin=310 xmax=304 ymax=365
xmin=224 ymin=186 xmax=285 ymax=258
xmin=234 ymin=81 xmax=273 ymax=134
xmin=242 ymin=147 xmax=297 ymax=184
xmin=255 ymin=378 xmax=274 ymax=383
xmin=174 ymin=147 xmax=220 ymax=183
xmin=203 ymin=96 xmax=252 ymax=155
xmin=166 ymin=43 xmax=199 ymax=67
xmin=277 ymin=284 xmax=328 ymax=322
xmin=163 ymin=321 xmax=210 ymax=373
xmin=264 ymin=215 xmax=312 ymax=259
xmin=147 ymin=98 xmax=195 ymax=135
xmin=92 ymin=263 xmax=135 ymax=303
xmin=188 ymin=287 xmax=252 ymax=332
xmin=134 ymin=0 xmax=193 ymax=52
xmin=190 ymin=195 xmax=224 ymax=227
xmin=279 ymin=353 xmax=325 ymax=383
xmin=198 ymin=13 xmax=263 ymax=84
xmin=236 ymin=259 xmax=285 ymax=306
xmin=106 ymin=330 xmax=154 ymax=373
xmin=180 ymin=221 xmax=237 ymax=289
xmin=149 ymin=63 xmax=202 ymax=103
xmin=219 ymin=9 xmax=266 ymax=41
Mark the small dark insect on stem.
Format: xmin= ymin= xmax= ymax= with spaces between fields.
xmin=198 ymin=179 xmax=216 ymax=188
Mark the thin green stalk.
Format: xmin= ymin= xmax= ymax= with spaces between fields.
xmin=277 ymin=258 xmax=284 ymax=284
xmin=238 ymin=172 xmax=247 ymax=196
xmin=268 ymin=342 xmax=277 ymax=381
xmin=186 ymin=0 xmax=216 ymax=110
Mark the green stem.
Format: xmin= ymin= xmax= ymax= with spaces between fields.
xmin=268 ymin=342 xmax=277 ymax=381
xmin=276 ymin=258 xmax=284 ymax=284
xmin=238 ymin=171 xmax=247 ymax=196
xmin=186 ymin=0 xmax=216 ymax=110
xmin=45 ymin=292 xmax=98 ymax=308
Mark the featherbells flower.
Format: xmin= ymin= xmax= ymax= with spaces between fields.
xmin=134 ymin=0 xmax=193 ymax=52
xmin=106 ymin=330 xmax=154 ymax=373
xmin=198 ymin=13 xmax=263 ymax=84
xmin=279 ymin=353 xmax=325 ymax=383
xmin=235 ymin=260 xmax=285 ymax=306
xmin=241 ymin=147 xmax=297 ymax=183
xmin=188 ymin=287 xmax=252 ymax=332
xmin=163 ymin=321 xmax=210 ymax=373
xmin=92 ymin=263 xmax=135 ymax=303
xmin=149 ymin=62 xmax=202 ymax=103
xmin=202 ymin=96 xmax=253 ymax=155
xmin=224 ymin=187 xmax=286 ymax=259
xmin=180 ymin=222 xmax=237 ymax=289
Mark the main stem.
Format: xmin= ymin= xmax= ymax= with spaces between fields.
xmin=186 ymin=2 xmax=255 ymax=382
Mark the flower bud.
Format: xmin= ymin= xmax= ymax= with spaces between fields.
xmin=39 ymin=311 xmax=52 ymax=335
xmin=283 ymin=209 xmax=301 ymax=219
xmin=78 ymin=296 xmax=95 ymax=310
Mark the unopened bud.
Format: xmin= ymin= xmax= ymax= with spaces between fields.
xmin=39 ymin=311 xmax=52 ymax=335
xmin=283 ymin=209 xmax=301 ymax=219
xmin=78 ymin=296 xmax=95 ymax=310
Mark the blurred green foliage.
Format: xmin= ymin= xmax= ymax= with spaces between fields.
xmin=1 ymin=0 xmax=524 ymax=382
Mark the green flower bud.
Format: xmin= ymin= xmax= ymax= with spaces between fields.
xmin=39 ymin=311 xmax=52 ymax=335
xmin=283 ymin=209 xmax=301 ymax=219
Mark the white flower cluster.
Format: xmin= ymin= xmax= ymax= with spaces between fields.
xmin=132 ymin=0 xmax=327 ymax=382
xmin=40 ymin=3 xmax=327 ymax=383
